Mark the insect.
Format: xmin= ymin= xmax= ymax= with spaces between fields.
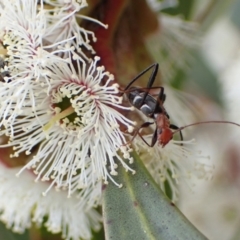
xmin=124 ymin=63 xmax=240 ymax=147
xmin=123 ymin=63 xmax=182 ymax=147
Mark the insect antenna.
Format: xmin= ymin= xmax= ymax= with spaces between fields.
xmin=172 ymin=121 xmax=240 ymax=135
xmin=120 ymin=86 xmax=163 ymax=95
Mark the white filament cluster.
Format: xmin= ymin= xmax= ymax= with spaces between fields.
xmin=0 ymin=163 xmax=102 ymax=240
xmin=133 ymin=135 xmax=214 ymax=202
xmin=0 ymin=0 xmax=134 ymax=238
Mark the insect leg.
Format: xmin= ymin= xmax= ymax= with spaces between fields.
xmin=153 ymin=86 xmax=165 ymax=113
xmin=170 ymin=124 xmax=183 ymax=142
xmin=123 ymin=64 xmax=159 ymax=106
xmin=124 ymin=63 xmax=159 ymax=91
xmin=123 ymin=121 xmax=155 ymax=147
xmin=140 ymin=63 xmax=159 ymax=106
xmin=150 ymin=128 xmax=158 ymax=147
xmin=137 ymin=127 xmax=157 ymax=147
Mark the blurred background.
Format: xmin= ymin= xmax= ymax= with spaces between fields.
xmin=150 ymin=1 xmax=240 ymax=240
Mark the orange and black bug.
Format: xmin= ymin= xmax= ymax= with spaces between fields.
xmin=124 ymin=63 xmax=240 ymax=147
xmin=123 ymin=63 xmax=182 ymax=147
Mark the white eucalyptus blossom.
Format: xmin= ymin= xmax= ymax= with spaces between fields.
xmin=0 ymin=56 xmax=135 ymax=197
xmin=0 ymin=163 xmax=101 ymax=240
xmin=0 ymin=0 xmax=110 ymax=130
xmin=133 ymin=136 xmax=213 ymax=202
xmin=43 ymin=0 xmax=108 ymax=58
xmin=0 ymin=0 xmax=135 ymax=201
xmin=0 ymin=0 xmax=77 ymax=131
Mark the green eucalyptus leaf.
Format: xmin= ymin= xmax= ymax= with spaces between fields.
xmin=102 ymin=152 xmax=207 ymax=240
xmin=0 ymin=222 xmax=29 ymax=240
